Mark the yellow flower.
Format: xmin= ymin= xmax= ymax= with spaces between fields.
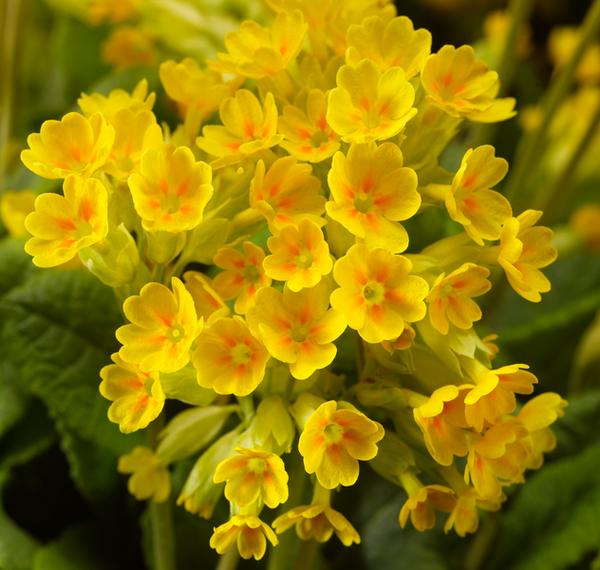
xmin=196 ymin=90 xmax=284 ymax=169
xmin=399 ymin=483 xmax=456 ymax=532
xmin=116 ymin=277 xmax=202 ymax=374
xmin=498 ymin=210 xmax=557 ymax=302
xmin=78 ymin=79 xmax=155 ymax=123
xmin=326 ymin=142 xmax=420 ymax=253
xmin=442 ymin=146 xmax=512 ymax=245
xmin=212 ymin=242 xmax=272 ymax=315
xmin=192 ymin=316 xmax=270 ymax=396
xmin=87 ymin=0 xmax=140 ymax=25
xmin=0 ymin=189 xmax=37 ymax=237
xmin=426 ymin=263 xmax=491 ymax=335
xmin=327 ymin=59 xmax=417 ymax=143
xmin=101 ymin=26 xmax=155 ymax=71
xmin=21 ymin=112 xmax=114 ymax=179
xmin=422 ymin=45 xmax=516 ymax=123
xmin=413 ymin=385 xmax=470 ymax=466
xmin=246 ymin=278 xmax=346 ymax=380
xmin=444 ymin=487 xmax=505 ymax=537
xmin=207 ymin=10 xmax=307 ymax=79
xmin=128 ymin=143 xmax=213 ymax=232
xmin=99 ymin=353 xmax=164 ymax=434
xmin=346 ymin=16 xmax=432 ymax=79
xmin=118 ymin=446 xmax=171 ymax=503
xmin=24 ymin=175 xmax=108 ymax=267
xmin=250 ymin=157 xmax=326 ymax=235
xmin=213 ymin=447 xmax=289 ymax=508
xmin=273 ymin=504 xmax=360 ymax=546
xmin=330 ymin=244 xmax=428 ymax=344
xmin=210 ymin=515 xmax=278 ymax=560
xmin=298 ymin=400 xmax=384 ymax=489
xmin=183 ymin=271 xmax=230 ymax=321
xmin=263 ymin=219 xmax=332 ymax=292
xmin=278 ymin=89 xmax=341 ymax=163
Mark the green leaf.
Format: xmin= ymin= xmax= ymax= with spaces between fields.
xmin=0 ymin=237 xmax=40 ymax=299
xmin=552 ymin=389 xmax=600 ymax=455
xmin=0 ymin=358 xmax=29 ymax=438
xmin=0 ymin=269 xmax=142 ymax=456
xmin=488 ymin=443 xmax=600 ymax=570
xmin=0 ymin=470 xmax=40 ymax=570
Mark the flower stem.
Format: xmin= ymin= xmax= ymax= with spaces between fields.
xmin=216 ymin=548 xmax=240 ymax=570
xmin=146 ymin=415 xmax=177 ymax=570
xmin=504 ymin=0 xmax=600 ymax=212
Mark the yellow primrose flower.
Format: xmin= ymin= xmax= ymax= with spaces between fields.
xmin=421 ymin=45 xmax=516 ymax=123
xmin=212 ymin=242 xmax=272 ymax=315
xmin=128 ymin=143 xmax=213 ymax=232
xmin=192 ymin=316 xmax=270 ymax=396
xmin=327 ymin=59 xmax=417 ymax=143
xmin=196 ymin=90 xmax=284 ymax=168
xmin=346 ymin=16 xmax=432 ymax=79
xmin=78 ymin=79 xmax=155 ymax=123
xmin=444 ymin=487 xmax=505 ymax=537
xmin=24 ymin=175 xmax=108 ymax=267
xmin=399 ymin=481 xmax=456 ymax=532
xmin=465 ymin=420 xmax=532 ymax=499
xmin=0 ymin=189 xmax=36 ymax=237
xmin=463 ymin=363 xmax=538 ymax=432
xmin=21 ymin=112 xmax=114 ymax=179
xmin=278 ymin=89 xmax=341 ymax=163
xmin=413 ymin=384 xmax=470 ymax=466
xmin=326 ymin=142 xmax=420 ymax=253
xmin=116 ymin=277 xmax=202 ymax=374
xmin=213 ymin=447 xmax=289 ymax=508
xmin=330 ymin=244 xmax=428 ymax=344
xmin=439 ymin=146 xmax=512 ymax=245
xmin=426 ymin=263 xmax=491 ymax=335
xmin=381 ymin=324 xmax=416 ymax=352
xmin=87 ymin=0 xmax=140 ymax=25
xmin=99 ymin=353 xmax=164 ymax=434
xmin=246 ymin=278 xmax=346 ymax=380
xmin=210 ymin=515 xmax=278 ymax=560
xmin=263 ymin=219 xmax=332 ymax=292
xmin=207 ymin=10 xmax=307 ymax=79
xmin=298 ymin=400 xmax=384 ymax=489
xmin=118 ymin=446 xmax=171 ymax=503
xmin=101 ymin=109 xmax=164 ymax=179
xmin=183 ymin=271 xmax=230 ymax=321
xmin=101 ymin=26 xmax=155 ymax=72
xmin=498 ymin=210 xmax=557 ymax=303
xmin=250 ymin=157 xmax=326 ymax=235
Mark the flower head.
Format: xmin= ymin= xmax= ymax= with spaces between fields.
xmin=21 ymin=112 xmax=114 ymax=179
xmin=278 ymin=89 xmax=341 ymax=163
xmin=101 ymin=26 xmax=155 ymax=71
xmin=250 ymin=157 xmax=326 ymax=235
xmin=99 ymin=353 xmax=164 ymax=433
xmin=498 ymin=210 xmax=557 ymax=302
xmin=183 ymin=271 xmax=230 ymax=321
xmin=118 ymin=446 xmax=171 ymax=503
xmin=346 ymin=16 xmax=432 ymax=79
xmin=399 ymin=484 xmax=456 ymax=531
xmin=207 ymin=10 xmax=307 ymax=79
xmin=78 ymin=79 xmax=155 ymax=122
xmin=210 ymin=515 xmax=278 ymax=560
xmin=116 ymin=277 xmax=201 ymax=373
xmin=212 ymin=242 xmax=272 ymax=315
xmin=24 ymin=175 xmax=108 ymax=267
xmin=327 ymin=59 xmax=417 ymax=143
xmin=1 ymin=189 xmax=37 ymax=237
xmin=426 ymin=263 xmax=491 ymax=335
xmin=263 ymin=219 xmax=332 ymax=291
xmin=213 ymin=447 xmax=289 ymax=508
xmin=298 ymin=400 xmax=384 ymax=488
xmin=326 ymin=142 xmax=420 ymax=253
xmin=246 ymin=278 xmax=346 ymax=380
xmin=193 ymin=316 xmax=270 ymax=396
xmin=330 ymin=244 xmax=429 ymax=344
xmin=422 ymin=45 xmax=516 ymax=122
xmin=129 ymin=143 xmax=213 ymax=232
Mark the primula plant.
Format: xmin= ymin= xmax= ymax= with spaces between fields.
xmin=2 ymin=0 xmax=600 ymax=570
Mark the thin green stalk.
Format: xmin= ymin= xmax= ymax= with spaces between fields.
xmin=147 ymin=416 xmax=177 ymax=570
xmin=0 ymin=0 xmax=22 ymax=192
xmin=215 ymin=548 xmax=240 ymax=570
xmin=504 ymin=0 xmax=600 ymax=211
xmin=535 ymin=93 xmax=600 ymax=223
xmin=470 ymin=0 xmax=535 ymax=149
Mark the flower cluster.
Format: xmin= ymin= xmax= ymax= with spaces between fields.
xmin=19 ymin=1 xmax=566 ymax=564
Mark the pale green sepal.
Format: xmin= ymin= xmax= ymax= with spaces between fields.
xmin=146 ymin=229 xmax=186 ymax=265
